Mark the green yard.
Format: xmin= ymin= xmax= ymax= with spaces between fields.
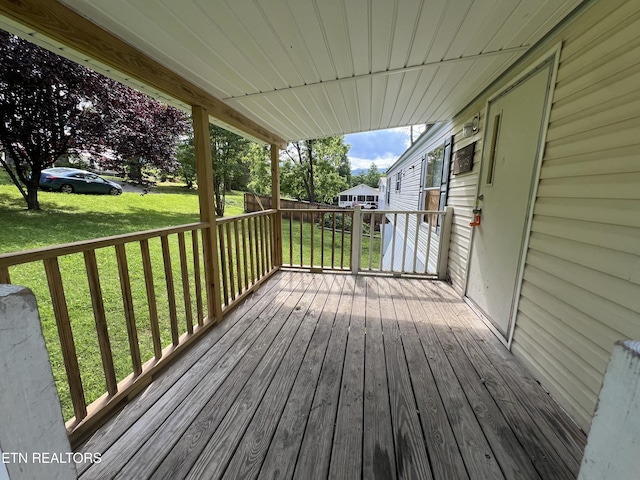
xmin=0 ymin=173 xmax=379 ymax=419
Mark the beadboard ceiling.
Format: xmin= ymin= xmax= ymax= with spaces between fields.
xmin=8 ymin=0 xmax=585 ymax=142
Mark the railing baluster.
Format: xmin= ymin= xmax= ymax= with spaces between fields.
xmin=139 ymin=240 xmax=162 ymax=359
xmin=340 ymin=212 xmax=346 ymax=269
xmin=379 ymin=215 xmax=386 ymax=271
xmin=178 ymin=232 xmax=194 ymax=335
xmin=390 ymin=213 xmax=397 ymax=272
xmin=310 ymin=211 xmax=315 ymax=267
xmin=425 ymin=213 xmax=433 ymax=274
xmin=254 ymin=215 xmax=262 ymax=279
xmin=266 ymin=214 xmax=273 ymax=270
xmin=331 ymin=212 xmax=336 ymax=269
xmin=233 ymin=220 xmax=243 ymax=295
xmin=248 ymin=217 xmax=255 ymax=284
xmin=218 ymin=224 xmax=229 ymax=306
xmin=299 ymin=211 xmax=303 ymax=266
xmin=401 ymin=213 xmax=409 ymax=273
xmin=263 ymin=216 xmax=273 ymax=273
xmin=160 ymin=236 xmax=179 ymax=346
xmin=241 ymin=218 xmax=249 ymax=291
xmin=225 ymin=223 xmax=236 ymax=301
xmin=43 ymin=257 xmax=87 ymax=420
xmin=321 ymin=212 xmax=325 ymax=267
xmin=84 ymin=250 xmax=118 ymax=395
xmin=0 ymin=266 xmax=10 ymax=284
xmin=413 ymin=213 xmax=420 ymax=273
xmin=368 ymin=213 xmax=374 ymax=270
xmin=289 ymin=212 xmax=293 ymax=266
xmin=191 ymin=231 xmax=204 ymax=327
xmin=260 ymin=216 xmax=267 ymax=275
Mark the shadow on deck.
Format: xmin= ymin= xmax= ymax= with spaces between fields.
xmin=75 ymin=271 xmax=586 ymax=479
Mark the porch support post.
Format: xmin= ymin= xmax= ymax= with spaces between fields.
xmin=193 ymin=106 xmax=223 ymax=323
xmin=270 ymin=144 xmax=282 ymax=267
xmin=436 ymin=206 xmax=454 ymax=280
xmin=578 ymin=340 xmax=640 ymax=479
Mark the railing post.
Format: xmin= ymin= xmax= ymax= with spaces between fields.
xmin=192 ymin=106 xmax=224 ymax=323
xmin=270 ymin=144 xmax=282 ymax=267
xmin=436 ymin=206 xmax=454 ymax=280
xmin=578 ymin=340 xmax=640 ymax=479
xmin=0 ymin=285 xmax=77 ymax=480
xmin=351 ymin=205 xmax=363 ymax=275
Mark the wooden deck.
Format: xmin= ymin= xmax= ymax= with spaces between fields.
xmin=76 ymin=271 xmax=587 ymax=480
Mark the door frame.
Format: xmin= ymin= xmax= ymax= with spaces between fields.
xmin=463 ymin=43 xmax=562 ymax=348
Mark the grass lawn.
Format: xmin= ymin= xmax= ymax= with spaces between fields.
xmin=0 ymin=171 xmax=245 ymax=419
xmin=281 ymin=215 xmax=381 ymax=270
xmin=0 ymin=171 xmax=378 ymax=419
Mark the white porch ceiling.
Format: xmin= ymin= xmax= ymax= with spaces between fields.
xmin=52 ymin=1 xmax=585 ymax=141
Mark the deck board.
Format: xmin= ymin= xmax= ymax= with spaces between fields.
xmin=75 ymin=271 xmax=299 ymax=474
xmin=293 ymin=275 xmax=355 ymax=479
xmin=362 ymin=276 xmax=396 ymax=480
xmin=256 ymin=275 xmax=346 ymax=480
xmin=329 ymin=275 xmax=366 ymax=479
xmin=77 ymin=272 xmax=587 ymax=480
xmin=381 ymin=277 xmax=433 ymax=480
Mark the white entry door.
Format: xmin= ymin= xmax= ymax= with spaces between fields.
xmin=466 ymin=59 xmax=555 ymax=341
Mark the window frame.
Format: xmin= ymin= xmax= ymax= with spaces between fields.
xmin=420 ymin=136 xmax=453 ymax=231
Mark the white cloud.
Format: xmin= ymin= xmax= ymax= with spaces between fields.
xmin=345 ymin=126 xmax=419 ymax=171
xmin=349 ymin=153 xmax=399 ymax=171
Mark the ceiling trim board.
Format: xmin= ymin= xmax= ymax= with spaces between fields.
xmin=223 ymin=46 xmax=530 ymax=101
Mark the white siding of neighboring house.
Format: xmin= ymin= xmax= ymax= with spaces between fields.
xmin=384 ymin=125 xmax=451 ymax=273
xmin=337 ymin=184 xmax=379 ymax=208
xmin=387 ymin=0 xmax=640 ymax=432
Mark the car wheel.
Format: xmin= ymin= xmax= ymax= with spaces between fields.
xmin=109 ymin=187 xmax=121 ymax=196
xmin=60 ymin=184 xmax=74 ymax=194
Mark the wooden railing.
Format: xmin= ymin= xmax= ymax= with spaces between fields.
xmin=353 ymin=208 xmax=453 ymax=278
xmin=216 ymin=210 xmax=278 ymax=307
xmin=0 ymin=211 xmax=280 ymax=446
xmin=0 ymin=204 xmax=450 ymax=445
xmin=279 ymin=206 xmax=453 ymax=279
xmin=280 ymin=209 xmax=353 ymax=271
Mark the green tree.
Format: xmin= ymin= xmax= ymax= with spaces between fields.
xmin=280 ymin=136 xmax=349 ymax=204
xmin=247 ymin=143 xmax=271 ymax=195
xmin=364 ymin=162 xmax=381 ymax=188
xmin=210 ymin=125 xmax=250 ymax=216
xmin=176 ymin=135 xmax=196 ymax=188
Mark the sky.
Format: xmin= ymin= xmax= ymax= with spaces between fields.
xmin=344 ymin=125 xmax=427 ymax=172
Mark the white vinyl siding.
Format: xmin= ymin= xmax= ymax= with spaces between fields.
xmin=507 ymin=0 xmax=640 ymax=431
xmin=415 ymin=0 xmax=640 ymax=432
xmin=385 ymin=127 xmax=453 ymax=272
xmin=444 ymin=135 xmax=483 ymax=295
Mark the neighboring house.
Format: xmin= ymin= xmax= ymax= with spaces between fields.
xmin=383 ymin=127 xmax=453 ymax=274
xmin=337 ymin=184 xmax=379 ymax=208
xmin=384 ymin=0 xmax=640 ymax=432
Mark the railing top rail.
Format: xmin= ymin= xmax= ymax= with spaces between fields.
xmin=377 ymin=209 xmax=447 ymax=215
xmin=0 ymin=222 xmax=209 ymax=268
xmin=215 ymin=209 xmax=277 ymax=225
xmin=280 ymin=208 xmax=446 ymax=215
xmin=280 ymin=208 xmax=349 ymax=213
